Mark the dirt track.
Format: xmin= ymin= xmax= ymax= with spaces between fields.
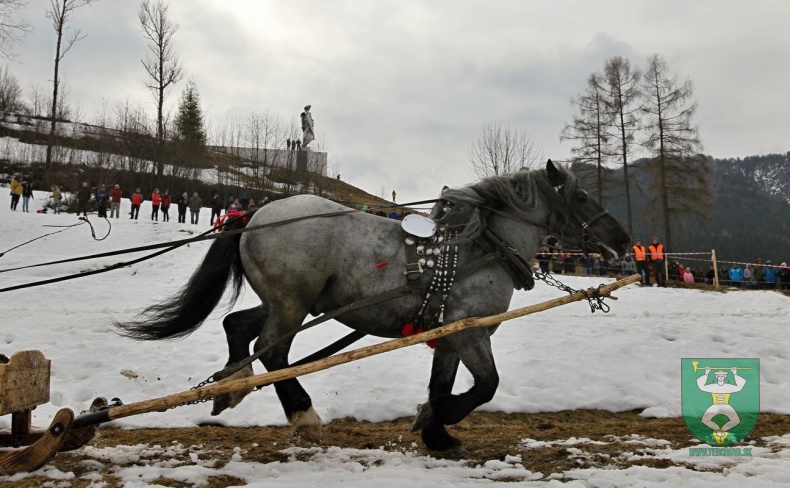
xmin=9 ymin=410 xmax=789 ymax=487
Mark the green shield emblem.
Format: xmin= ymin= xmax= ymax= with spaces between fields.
xmin=682 ymin=358 xmax=759 ymax=445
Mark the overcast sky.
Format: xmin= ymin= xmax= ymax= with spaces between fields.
xmin=10 ymin=0 xmax=790 ymax=201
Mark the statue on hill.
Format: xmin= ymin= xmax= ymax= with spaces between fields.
xmin=301 ymin=104 xmax=315 ymax=148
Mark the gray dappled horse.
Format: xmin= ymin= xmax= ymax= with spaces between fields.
xmin=115 ymin=160 xmax=629 ymax=451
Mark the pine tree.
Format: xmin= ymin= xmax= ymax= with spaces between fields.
xmin=172 ymin=80 xmax=206 ymax=170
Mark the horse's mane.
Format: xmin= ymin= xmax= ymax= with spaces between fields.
xmin=429 ymin=165 xmax=581 ymax=243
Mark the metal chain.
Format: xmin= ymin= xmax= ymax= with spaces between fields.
xmin=533 ymin=270 xmax=610 ymax=313
xmin=167 ymin=375 xmax=217 ymax=410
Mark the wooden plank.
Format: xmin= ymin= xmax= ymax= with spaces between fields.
xmin=0 ymin=350 xmax=51 ymax=416
xmin=76 ymin=274 xmax=641 ymax=426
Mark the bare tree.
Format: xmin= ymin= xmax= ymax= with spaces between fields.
xmin=139 ymin=0 xmax=183 ymax=177
xmin=469 ymin=121 xmax=543 ymax=179
xmin=0 ymin=64 xmax=24 ymax=112
xmin=640 ymin=53 xmax=708 ymax=249
xmin=560 ymin=72 xmax=613 ymax=205
xmin=603 ymin=56 xmax=642 ymax=236
xmin=55 ymin=78 xmax=70 ymax=119
xmin=44 ymin=0 xmax=95 ymax=179
xmin=328 ymin=157 xmax=342 ymax=180
xmin=0 ymin=0 xmax=31 ymax=59
xmin=27 ymin=82 xmax=45 ymax=116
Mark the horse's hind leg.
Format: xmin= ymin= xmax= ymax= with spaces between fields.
xmin=257 ymin=306 xmax=321 ymax=442
xmin=212 ymin=305 xmax=269 ymax=415
xmin=417 ymin=330 xmax=499 ymax=451
xmin=224 ymin=305 xmax=268 ymax=364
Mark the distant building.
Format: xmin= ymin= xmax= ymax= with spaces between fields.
xmin=209 ymin=146 xmax=327 ymax=176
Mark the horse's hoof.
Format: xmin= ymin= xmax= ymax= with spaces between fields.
xmin=410 ymin=402 xmax=433 ymax=432
xmin=294 ymin=425 xmax=323 ymax=444
xmin=421 ymin=423 xmax=462 ymax=451
xmin=210 ymin=394 xmax=231 ymax=416
xmin=210 ymin=364 xmax=254 ymax=415
xmin=290 ymin=406 xmax=322 ymax=443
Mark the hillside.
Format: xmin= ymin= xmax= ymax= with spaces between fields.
xmin=0 ymin=113 xmax=395 ymax=210
xmin=576 ymin=154 xmax=790 ymax=264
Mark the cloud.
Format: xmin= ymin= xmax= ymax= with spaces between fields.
xmin=6 ymin=0 xmax=790 ymax=202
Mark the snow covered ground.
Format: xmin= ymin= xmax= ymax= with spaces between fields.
xmin=1 ymin=190 xmax=789 ymax=486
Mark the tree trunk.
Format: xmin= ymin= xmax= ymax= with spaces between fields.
xmin=619 ymin=114 xmax=633 ymax=237
xmin=156 ymin=61 xmax=165 ymax=177
xmin=45 ymin=12 xmax=66 ymax=183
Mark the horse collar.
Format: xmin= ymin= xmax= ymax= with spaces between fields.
xmin=402 ymin=224 xmax=459 ymax=328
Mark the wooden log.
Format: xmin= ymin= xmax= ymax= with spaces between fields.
xmin=73 ymin=274 xmax=641 ymax=428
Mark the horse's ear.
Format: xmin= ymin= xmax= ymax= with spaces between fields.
xmin=546 ymin=159 xmax=564 ymax=187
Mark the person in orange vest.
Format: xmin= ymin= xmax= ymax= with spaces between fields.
xmin=649 ymin=235 xmax=666 ymax=287
xmin=632 ymin=239 xmax=649 ymax=285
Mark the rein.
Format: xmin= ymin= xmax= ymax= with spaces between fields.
xmin=481 ymin=200 xmax=611 ymax=255
xmin=0 ymin=209 xmax=358 ymax=293
xmin=0 ymin=215 xmax=111 ymax=259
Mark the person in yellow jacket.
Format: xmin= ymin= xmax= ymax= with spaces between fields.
xmin=632 ymin=239 xmax=649 ymax=285
xmin=9 ymin=174 xmax=22 ymax=211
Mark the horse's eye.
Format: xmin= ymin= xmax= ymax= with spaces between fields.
xmin=575 ymin=190 xmax=588 ymax=203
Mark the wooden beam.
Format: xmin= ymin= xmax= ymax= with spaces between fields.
xmin=74 ymin=274 xmax=641 ymax=427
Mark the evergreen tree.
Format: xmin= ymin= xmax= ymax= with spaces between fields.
xmin=172 ymin=80 xmax=206 ymax=169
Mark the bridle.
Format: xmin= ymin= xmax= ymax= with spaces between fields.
xmin=480 ymin=184 xmax=611 ymax=255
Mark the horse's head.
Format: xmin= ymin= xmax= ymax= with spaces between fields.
xmin=545 ymin=160 xmax=630 ymax=259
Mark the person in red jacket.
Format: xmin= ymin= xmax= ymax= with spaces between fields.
xmin=150 ymin=188 xmax=161 ymax=221
xmin=110 ymin=184 xmax=123 ymax=218
xmin=160 ymin=190 xmax=171 ymax=222
xmin=130 ymin=188 xmax=143 ymax=220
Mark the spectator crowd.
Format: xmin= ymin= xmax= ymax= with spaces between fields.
xmin=7 ymin=174 xmax=789 ymax=291
xmin=533 ymin=234 xmax=789 ymax=291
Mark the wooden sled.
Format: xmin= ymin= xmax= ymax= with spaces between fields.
xmin=0 ymin=351 xmax=102 ymax=475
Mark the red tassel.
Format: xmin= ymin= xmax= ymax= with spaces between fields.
xmin=374 ymin=259 xmax=390 ymax=269
xmin=400 ymin=323 xmax=437 ymax=349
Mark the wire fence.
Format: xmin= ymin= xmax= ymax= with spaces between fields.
xmin=538 ymin=249 xmax=789 ymax=290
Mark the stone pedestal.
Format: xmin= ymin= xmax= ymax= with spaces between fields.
xmin=296 ymin=150 xmax=308 ymax=172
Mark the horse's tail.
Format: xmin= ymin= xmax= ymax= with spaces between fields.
xmin=114 ymin=213 xmax=253 ymax=340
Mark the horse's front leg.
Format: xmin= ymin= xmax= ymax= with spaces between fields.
xmin=414 ymin=328 xmax=499 ymax=451
xmin=411 ymin=341 xmax=463 ymax=450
